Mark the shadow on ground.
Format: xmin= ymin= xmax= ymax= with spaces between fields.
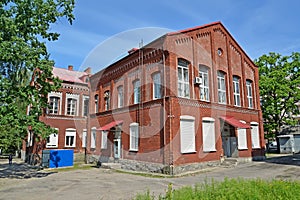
xmin=0 ymin=162 xmax=56 ymax=179
xmin=264 ymin=154 xmax=300 ymax=166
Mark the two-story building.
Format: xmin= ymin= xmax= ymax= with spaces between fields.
xmin=23 ymin=65 xmax=91 ymax=163
xmin=86 ymin=22 xmax=265 ymax=174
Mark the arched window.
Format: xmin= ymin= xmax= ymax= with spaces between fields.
xmin=117 ymin=86 xmax=124 ymax=108
xmin=199 ymin=65 xmax=209 ymax=101
xmin=152 ymin=72 xmax=162 ymax=99
xmin=94 ymin=94 xmax=99 ymax=113
xmin=217 ymin=71 xmax=226 ymax=104
xmin=246 ymin=80 xmax=253 ymax=108
xmin=133 ymin=79 xmax=140 ymax=104
xmin=177 ymin=59 xmax=190 ymax=98
xmin=233 ymin=76 xmax=241 ymax=106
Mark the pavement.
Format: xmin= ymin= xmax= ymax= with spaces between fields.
xmin=0 ymin=154 xmax=299 ymax=200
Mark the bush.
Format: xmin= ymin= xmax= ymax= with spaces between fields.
xmin=133 ymin=178 xmax=300 ymax=200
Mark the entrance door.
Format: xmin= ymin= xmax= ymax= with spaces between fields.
xmin=114 ymin=139 xmax=121 ymax=159
xmin=221 ymin=123 xmax=238 ymax=157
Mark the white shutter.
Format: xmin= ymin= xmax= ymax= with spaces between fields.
xmin=130 ymin=123 xmax=139 ymax=151
xmin=180 ymin=116 xmax=195 ymax=153
xmin=82 ymin=130 xmax=87 ymax=148
xmin=91 ymin=128 xmax=96 ymax=148
xmin=251 ymin=122 xmax=260 ymax=148
xmin=202 ymin=118 xmax=216 ymax=152
xmin=101 ymin=131 xmax=108 ymax=149
xmin=237 ymin=128 xmax=247 ymax=149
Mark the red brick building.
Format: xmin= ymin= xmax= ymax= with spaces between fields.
xmin=86 ymin=22 xmax=265 ymax=174
xmin=22 ymin=66 xmax=91 ymax=163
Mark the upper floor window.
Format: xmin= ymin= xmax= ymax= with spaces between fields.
xmin=233 ymin=76 xmax=241 ymax=106
xmin=217 ymin=71 xmax=226 ymax=104
xmin=83 ymin=96 xmax=89 ymax=116
xmin=246 ymin=80 xmax=253 ymax=108
xmin=199 ymin=65 xmax=209 ymax=101
xmin=67 ymin=98 xmax=77 ymax=115
xmin=104 ymin=91 xmax=110 ymax=111
xmin=178 ymin=59 xmax=190 ymax=98
xmin=94 ymin=94 xmax=99 ymax=113
xmin=117 ymin=86 xmax=124 ymax=108
xmin=133 ymin=79 xmax=140 ymax=104
xmin=153 ymin=72 xmax=162 ymax=99
xmin=49 ymin=96 xmax=60 ymax=114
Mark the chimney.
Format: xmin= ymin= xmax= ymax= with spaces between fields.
xmin=68 ymin=65 xmax=73 ymax=71
xmin=84 ymin=67 xmax=91 ymax=74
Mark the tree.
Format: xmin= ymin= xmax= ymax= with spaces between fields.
xmin=0 ymin=0 xmax=75 ymax=153
xmin=255 ymin=52 xmax=300 ymax=141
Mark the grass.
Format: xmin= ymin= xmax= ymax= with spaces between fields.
xmin=133 ymin=178 xmax=300 ymax=200
xmin=44 ymin=162 xmax=94 ymax=172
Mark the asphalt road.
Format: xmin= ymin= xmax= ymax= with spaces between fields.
xmin=0 ymin=155 xmax=299 ymax=200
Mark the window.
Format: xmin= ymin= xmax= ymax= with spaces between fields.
xmin=237 ymin=121 xmax=247 ymax=150
xmin=65 ymin=128 xmax=76 ymax=147
xmin=49 ymin=96 xmax=60 ymax=114
xmin=153 ymin=72 xmax=162 ymax=99
xmin=95 ymin=94 xmax=99 ymax=113
xmin=180 ymin=116 xmax=196 ymax=153
xmin=67 ymin=98 xmax=77 ymax=115
xmin=117 ymin=86 xmax=124 ymax=108
xmin=133 ymin=80 xmax=140 ymax=104
xmin=101 ymin=131 xmax=108 ymax=149
xmin=82 ymin=129 xmax=87 ymax=148
xmin=130 ymin=123 xmax=139 ymax=151
xmin=251 ymin=122 xmax=260 ymax=149
xmin=83 ymin=96 xmax=89 ymax=116
xmin=104 ymin=91 xmax=110 ymax=111
xmin=202 ymin=117 xmax=216 ymax=152
xmin=217 ymin=71 xmax=226 ymax=104
xmin=199 ymin=65 xmax=209 ymax=101
xmin=178 ymin=59 xmax=190 ymax=98
xmin=246 ymin=80 xmax=253 ymax=108
xmin=46 ymin=129 xmax=58 ymax=148
xmin=91 ymin=127 xmax=96 ymax=149
xmin=233 ymin=76 xmax=241 ymax=106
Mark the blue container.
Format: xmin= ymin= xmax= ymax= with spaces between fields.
xmin=49 ymin=149 xmax=74 ymax=168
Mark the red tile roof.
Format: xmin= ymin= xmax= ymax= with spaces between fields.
xmin=220 ymin=116 xmax=251 ymax=129
xmin=97 ymin=120 xmax=124 ymax=131
xmin=52 ymin=67 xmax=88 ymax=84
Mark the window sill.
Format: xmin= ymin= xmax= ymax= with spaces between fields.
xmin=129 ymin=149 xmax=138 ymax=152
xmin=181 ymin=151 xmax=197 ymax=154
xmin=203 ymin=150 xmax=217 ymax=153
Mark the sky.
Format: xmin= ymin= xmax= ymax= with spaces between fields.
xmin=46 ymin=0 xmax=300 ymax=73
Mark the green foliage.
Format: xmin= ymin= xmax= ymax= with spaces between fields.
xmin=134 ymin=178 xmax=300 ymax=200
xmin=255 ymin=52 xmax=300 ymax=138
xmin=0 ymin=0 xmax=75 ymax=151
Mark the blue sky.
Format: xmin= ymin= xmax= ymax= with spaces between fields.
xmin=47 ymin=0 xmax=300 ymax=73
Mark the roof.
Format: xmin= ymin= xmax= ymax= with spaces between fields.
xmin=220 ymin=116 xmax=251 ymax=129
xmin=52 ymin=67 xmax=88 ymax=84
xmin=167 ymin=21 xmax=221 ymax=36
xmin=97 ymin=120 xmax=124 ymax=131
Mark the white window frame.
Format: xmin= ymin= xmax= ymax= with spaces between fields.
xmin=246 ymin=80 xmax=253 ymax=108
xmin=46 ymin=128 xmax=59 ymax=148
xmin=251 ymin=122 xmax=260 ymax=149
xmin=199 ymin=65 xmax=209 ymax=101
xmin=133 ymin=80 xmax=140 ymax=104
xmin=130 ymin=123 xmax=139 ymax=151
xmin=82 ymin=96 xmax=89 ymax=117
xmin=101 ymin=131 xmax=108 ymax=149
xmin=178 ymin=59 xmax=190 ymax=98
xmin=65 ymin=128 xmax=76 ymax=147
xmin=104 ymin=91 xmax=110 ymax=111
xmin=202 ymin=117 xmax=216 ymax=152
xmin=180 ymin=115 xmax=196 ymax=153
xmin=233 ymin=76 xmax=241 ymax=106
xmin=95 ymin=94 xmax=99 ymax=113
xmin=91 ymin=127 xmax=96 ymax=149
xmin=82 ymin=129 xmax=87 ymax=148
xmin=48 ymin=92 xmax=62 ymax=115
xmin=153 ymin=72 xmax=162 ymax=99
xmin=49 ymin=96 xmax=60 ymax=114
xmin=65 ymin=93 xmax=79 ymax=116
xmin=117 ymin=86 xmax=124 ymax=108
xmin=217 ymin=71 xmax=226 ymax=104
xmin=237 ymin=121 xmax=248 ymax=150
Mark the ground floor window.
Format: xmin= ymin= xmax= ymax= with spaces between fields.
xmin=130 ymin=123 xmax=139 ymax=151
xmin=180 ymin=116 xmax=196 ymax=153
xmin=65 ymin=128 xmax=76 ymax=147
xmin=82 ymin=129 xmax=87 ymax=148
xmin=91 ymin=127 xmax=96 ymax=149
xmin=251 ymin=122 xmax=260 ymax=148
xmin=202 ymin=117 xmax=216 ymax=152
xmin=101 ymin=131 xmax=108 ymax=149
xmin=46 ymin=129 xmax=58 ymax=148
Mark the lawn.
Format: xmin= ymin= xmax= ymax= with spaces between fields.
xmin=134 ymin=178 xmax=300 ymax=200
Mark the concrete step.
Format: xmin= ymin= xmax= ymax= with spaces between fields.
xmin=221 ymin=158 xmax=238 ymax=168
xmin=101 ymin=163 xmax=122 ymax=170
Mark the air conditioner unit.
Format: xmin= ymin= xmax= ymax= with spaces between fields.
xmin=194 ymin=77 xmax=202 ymax=84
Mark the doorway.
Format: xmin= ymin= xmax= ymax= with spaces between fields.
xmin=221 ymin=123 xmax=238 ymax=157
xmin=113 ymin=139 xmax=121 ymax=159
